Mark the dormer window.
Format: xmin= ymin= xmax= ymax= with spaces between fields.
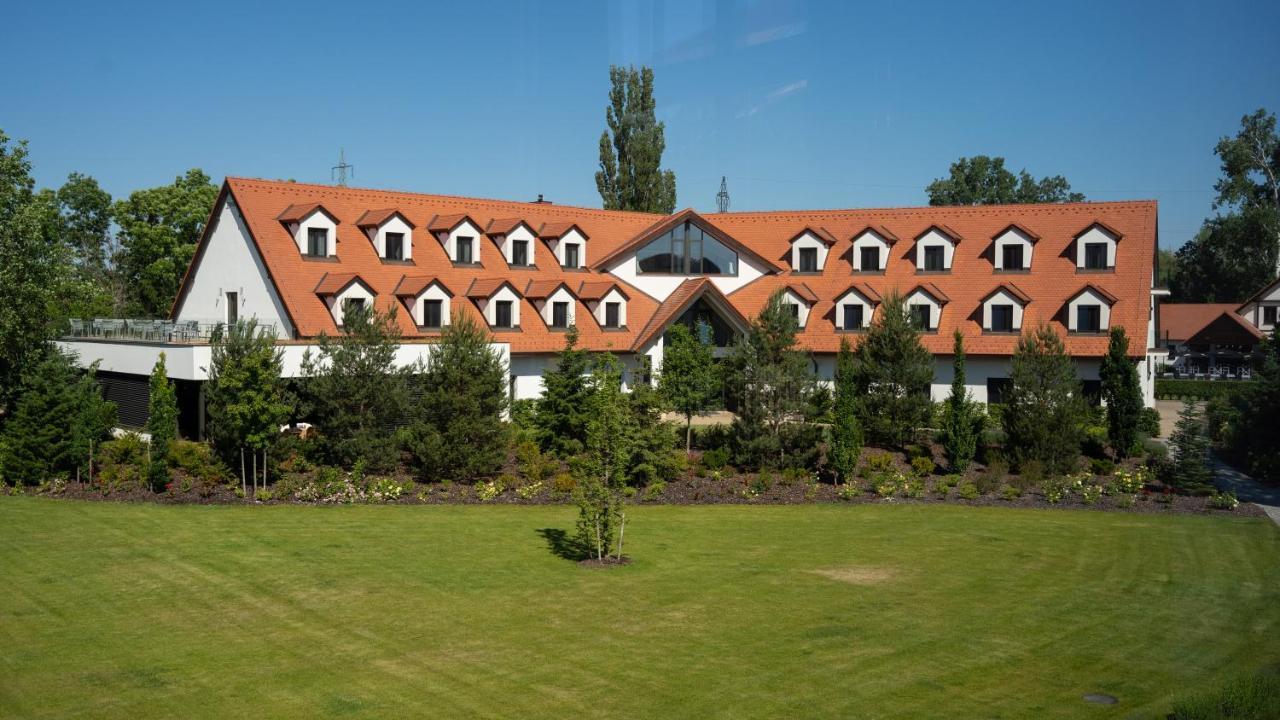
xmin=1066 ymin=284 xmax=1118 ymax=334
xmin=356 ymin=209 xmax=415 ymax=262
xmin=991 ymin=223 xmax=1037 ymax=272
xmin=422 ymin=299 xmax=443 ymax=328
xmin=552 ymin=301 xmax=570 ymax=328
xmin=1001 ymin=245 xmax=1023 ymax=270
xmin=578 ymin=280 xmax=629 ymax=330
xmin=563 ymin=243 xmax=580 ymax=269
xmin=307 ymin=228 xmax=328 ymax=257
xmin=910 ymin=305 xmax=931 ymax=330
xmin=465 ymin=279 xmax=522 ymax=329
xmin=860 ymin=247 xmax=881 ymax=272
xmin=799 ymin=247 xmax=818 ymax=272
xmin=495 ymin=301 xmax=513 ymax=328
xmin=457 ymin=237 xmax=474 ymax=264
xmin=981 ymin=284 xmax=1030 ymax=334
xmin=393 ymin=275 xmax=453 ymax=331
xmin=512 ymin=240 xmax=529 ymax=266
xmin=604 ymin=302 xmax=621 ymax=328
xmin=429 ymin=214 xmax=483 ymax=265
xmin=1077 ymin=305 xmax=1101 ymax=332
xmin=1084 ymin=243 xmax=1107 ymax=269
xmin=342 ymin=297 xmax=365 ymax=319
xmin=852 ymin=225 xmax=898 ymax=273
xmin=834 ymin=283 xmax=879 ymax=332
xmin=842 ymin=304 xmax=864 ymax=331
xmin=1074 ymin=222 xmax=1121 ymax=271
xmin=314 ymin=272 xmax=375 ymax=328
xmin=914 ymin=225 xmax=961 ymax=273
xmin=923 ymin=246 xmax=945 ymax=272
xmin=905 ymin=284 xmax=949 ymax=332
xmin=991 ymin=305 xmax=1014 ymax=332
xmin=782 ymin=284 xmax=817 ymax=329
xmin=279 ymin=203 xmax=339 ymax=258
xmin=386 ymin=232 xmax=404 ymax=261
xmin=786 ymin=227 xmax=835 ymax=273
xmin=540 ymin=222 xmax=589 ymax=269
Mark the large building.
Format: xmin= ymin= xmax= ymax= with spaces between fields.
xmin=61 ymin=177 xmax=1166 ymax=435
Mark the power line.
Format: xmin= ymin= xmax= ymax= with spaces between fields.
xmin=331 ymin=148 xmax=354 ymax=187
xmin=716 ymin=176 xmax=730 ymax=212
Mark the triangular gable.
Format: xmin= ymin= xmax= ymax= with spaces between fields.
xmin=1073 ymin=220 xmax=1124 ymax=241
xmin=993 ymin=222 xmax=1040 ymax=242
xmin=314 ymin=272 xmax=374 ymax=297
xmin=278 ymin=202 xmax=339 ymax=225
xmin=392 ymin=275 xmax=452 ymax=298
xmin=538 ymin=221 xmax=589 ymax=240
xmin=787 ymin=226 xmax=839 ymax=246
xmin=465 ymin=278 xmax=521 ymax=299
xmin=1069 ymin=283 xmax=1119 ymax=306
xmin=427 ymin=213 xmax=480 ymax=234
xmin=982 ymin=283 xmax=1032 ymax=306
xmin=786 ymin=282 xmax=819 ymax=304
xmin=485 ymin=218 xmax=536 ymax=237
xmin=355 ymin=208 xmax=414 ymax=229
xmin=577 ymin=280 xmax=629 ymax=301
xmin=1237 ymin=276 xmax=1280 ymax=310
xmin=523 ymin=279 xmax=573 ymax=300
xmin=913 ymin=224 xmax=963 ymax=244
xmin=835 ymin=283 xmax=882 ymax=306
xmin=592 ymin=208 xmax=783 ymax=272
xmin=851 ymin=224 xmax=900 ymax=244
xmin=1187 ymin=312 xmax=1265 ymax=345
xmin=907 ymin=283 xmax=950 ymax=305
xmin=630 ymin=278 xmax=750 ymax=351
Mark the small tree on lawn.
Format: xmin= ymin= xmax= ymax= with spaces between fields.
xmin=829 ymin=337 xmax=863 ymax=482
xmin=401 ymin=311 xmax=509 ymax=483
xmin=1100 ymin=327 xmax=1143 ymax=457
xmin=298 ymin=304 xmax=409 ymax=470
xmin=852 ymin=292 xmax=934 ymax=447
xmin=942 ymin=331 xmax=983 ymax=472
xmin=535 ymin=325 xmax=593 ymax=457
xmin=146 ymin=352 xmax=178 ymax=492
xmin=658 ymin=321 xmax=719 ymax=454
xmin=574 ymin=354 xmax=633 ymax=561
xmin=205 ymin=319 xmax=292 ymax=494
xmin=1004 ymin=325 xmax=1086 ymax=474
xmin=1169 ymin=400 xmax=1213 ymax=493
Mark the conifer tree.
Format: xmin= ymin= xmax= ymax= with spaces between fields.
xmin=829 ymin=338 xmax=863 ymax=482
xmin=1169 ymin=400 xmax=1213 ymax=492
xmin=1231 ymin=332 xmax=1280 ymax=480
xmin=205 ymin=319 xmax=292 ymax=491
xmin=942 ymin=331 xmax=982 ymax=472
xmin=146 ymin=352 xmax=178 ymax=491
xmin=658 ymin=322 xmax=719 ymax=454
xmin=627 ymin=355 xmax=681 ymax=487
xmin=535 ymin=325 xmax=593 ymax=457
xmin=1100 ymin=327 xmax=1144 ymax=457
xmin=1004 ymin=325 xmax=1086 ymax=474
xmin=575 ymin=354 xmax=632 ymax=560
xmin=852 ymin=292 xmax=934 ymax=447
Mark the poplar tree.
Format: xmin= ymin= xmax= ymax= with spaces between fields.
xmin=942 ymin=331 xmax=982 ymax=472
xmin=829 ymin=338 xmax=863 ymax=482
xmin=146 ymin=353 xmax=178 ymax=491
xmin=595 ymin=65 xmax=677 ymax=214
xmin=852 ymin=292 xmax=934 ymax=448
xmin=1100 ymin=327 xmax=1143 ymax=457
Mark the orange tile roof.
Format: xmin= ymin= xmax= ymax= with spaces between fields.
xmin=631 ymin=278 xmax=750 ymax=351
xmin=427 ymin=213 xmax=476 ymax=233
xmin=1072 ymin=283 xmax=1119 ymax=305
xmin=278 ymin=202 xmax=334 ymax=224
xmin=486 ymin=218 xmax=532 ymax=236
xmin=984 ymin=282 xmax=1032 ymax=305
xmin=914 ymin=223 xmax=964 ymax=243
xmin=392 ymin=275 xmax=452 ymax=297
xmin=355 ymin=208 xmax=413 ymax=228
xmin=1160 ymin=303 xmax=1242 ymax=341
xmin=908 ymin=282 xmax=950 ymax=304
xmin=466 ymin=278 xmax=520 ymax=299
xmin=179 ymin=178 xmax=1157 ymax=358
xmin=852 ymin=223 xmax=901 ymax=244
xmin=523 ymin=279 xmax=569 ymax=299
xmin=789 ymin=226 xmax=839 ymax=246
xmin=996 ymin=221 xmax=1041 ymax=241
xmin=314 ymin=272 xmax=366 ymax=295
xmin=787 ymin=282 xmax=820 ymax=304
xmin=576 ymin=280 xmax=627 ymax=301
xmin=538 ymin=221 xmax=587 ymax=239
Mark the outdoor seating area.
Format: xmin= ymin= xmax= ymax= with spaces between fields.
xmin=64 ymin=319 xmax=280 ymax=344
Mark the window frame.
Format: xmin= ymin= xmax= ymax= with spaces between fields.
xmin=511 ymin=239 xmax=529 ymax=267
xmin=562 ymin=242 xmax=580 ymax=269
xmin=859 ymin=246 xmax=881 ymax=272
xmin=910 ymin=304 xmax=932 ymax=331
xmin=225 ymin=291 xmax=238 ymax=325
xmin=1083 ymin=242 xmax=1109 ymax=270
xmin=1076 ymin=304 xmax=1102 ymax=333
xmin=1000 ymin=244 xmax=1025 ymax=271
xmin=551 ymin=300 xmax=569 ymax=329
xmin=636 ymin=220 xmax=738 ymax=276
xmin=798 ymin=246 xmax=819 ymax=273
xmin=422 ymin=299 xmax=443 ymax=329
xmin=307 ymin=227 xmax=328 ymax=257
xmin=456 ymin=236 xmax=475 ymax=264
xmin=922 ymin=245 xmax=946 ymax=272
xmin=604 ymin=301 xmax=620 ymax=328
xmin=341 ymin=297 xmax=365 ymax=325
xmin=494 ymin=300 xmax=513 ymax=328
xmin=385 ymin=232 xmax=404 ymax=261
xmin=990 ymin=303 xmax=1015 ymax=332
xmin=841 ymin=303 xmax=864 ymax=331
xmin=1264 ymin=305 xmax=1277 ymax=326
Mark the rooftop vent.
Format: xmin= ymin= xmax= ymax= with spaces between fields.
xmin=531 ymin=194 xmax=553 ymax=204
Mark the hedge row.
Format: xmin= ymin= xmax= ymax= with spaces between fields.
xmin=1154 ymin=378 xmax=1255 ymax=401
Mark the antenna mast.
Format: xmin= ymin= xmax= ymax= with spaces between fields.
xmin=331 ymin=148 xmax=354 ymax=186
xmin=716 ymin=176 xmax=730 ymax=213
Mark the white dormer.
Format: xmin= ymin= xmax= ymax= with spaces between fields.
xmin=781 ymin=285 xmax=817 ymax=328
xmin=981 ymin=284 xmax=1031 ymax=333
xmin=279 ymin=203 xmax=339 ymax=258
xmin=905 ymin=284 xmax=949 ymax=331
xmin=314 ymin=273 xmax=375 ymax=328
xmin=1067 ymin=285 xmax=1116 ymax=333
xmin=992 ymin=223 xmax=1037 ymax=271
xmin=834 ymin=284 xmax=880 ymax=331
xmin=579 ymin=281 xmax=629 ymax=329
xmin=851 ymin=225 xmax=898 ymax=272
xmin=913 ymin=225 xmax=961 ymax=272
xmin=466 ymin=280 xmax=522 ymax=329
xmin=429 ymin=214 xmax=483 ymax=265
xmin=1075 ymin=222 xmax=1120 ymax=270
xmin=356 ymin=209 xmax=414 ymax=261
xmin=487 ymin=219 xmax=538 ymax=267
xmin=541 ymin=223 xmax=589 ymax=269
xmin=541 ymin=285 xmax=578 ymax=329
xmin=393 ymin=276 xmax=452 ymax=330
xmin=787 ymin=227 xmax=836 ymax=273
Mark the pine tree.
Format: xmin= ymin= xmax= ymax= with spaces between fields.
xmin=942 ymin=331 xmax=983 ymax=472
xmin=658 ymin=322 xmax=719 ymax=454
xmin=1100 ymin=327 xmax=1144 ymax=457
xmin=829 ymin=338 xmax=863 ymax=482
xmin=205 ymin=319 xmax=292 ymax=490
xmin=146 ymin=352 xmax=178 ymax=492
xmin=595 ymin=66 xmax=677 ymax=214
xmin=627 ymin=356 xmax=681 ymax=487
xmin=1004 ymin=325 xmax=1086 ymax=474
xmin=401 ymin=311 xmax=509 ymax=483
xmin=1169 ymin=400 xmax=1213 ymax=492
xmin=852 ymin=292 xmax=935 ymax=448
xmin=535 ymin=325 xmax=593 ymax=457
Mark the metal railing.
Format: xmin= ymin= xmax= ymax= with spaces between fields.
xmin=63 ymin=318 xmax=283 ymax=344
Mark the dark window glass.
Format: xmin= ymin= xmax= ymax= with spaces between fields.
xmin=552 ymin=301 xmax=569 ymax=328
xmin=637 ymin=221 xmax=737 ymax=275
xmin=798 ymin=247 xmax=818 ymax=272
xmin=990 ymin=304 xmax=1014 ymax=332
xmin=910 ymin=304 xmax=931 ymax=330
xmin=512 ymin=239 xmax=529 ymax=266
xmin=342 ymin=297 xmax=365 ymax=324
xmin=422 ymin=299 xmax=443 ymax=328
xmin=563 ymin=243 xmax=579 ymax=268
xmin=307 ymin=227 xmax=328 ymax=256
xmin=1264 ymin=306 xmax=1277 ymax=325
xmin=842 ymin=304 xmax=864 ymax=330
xmin=859 ymin=246 xmax=880 ymax=271
xmin=495 ymin=300 xmax=513 ymax=328
xmin=987 ymin=378 xmax=1012 ymax=405
xmin=226 ymin=291 xmax=238 ymax=324
xmin=1084 ymin=242 xmax=1108 ymax=269
xmin=456 ymin=237 xmax=474 ymax=264
xmin=666 ymin=297 xmax=735 ymax=347
xmin=385 ymin=232 xmax=404 ymax=260
xmin=1077 ymin=305 xmax=1102 ymax=333
xmin=923 ymin=245 xmax=945 ymax=271
xmin=1001 ymin=244 xmax=1024 ymax=270
xmin=1081 ymin=380 xmax=1103 ymax=406
xmin=789 ymin=303 xmax=800 ymax=321
xmin=605 ymin=302 xmax=620 ymax=328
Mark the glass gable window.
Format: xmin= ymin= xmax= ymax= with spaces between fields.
xmin=990 ymin=304 xmax=1014 ymax=332
xmin=562 ymin=243 xmax=579 ymax=268
xmin=551 ymin=301 xmax=569 ymax=328
xmin=512 ymin=239 xmax=529 ymax=266
xmin=494 ymin=300 xmax=513 ymax=328
xmin=798 ymin=247 xmax=818 ymax=272
xmin=604 ymin=302 xmax=620 ymax=328
xmin=1001 ymin=244 xmax=1024 ymax=270
xmin=1084 ymin=242 xmax=1108 ymax=269
xmin=456 ymin=237 xmax=474 ymax=264
xmin=385 ymin=232 xmax=404 ymax=260
xmin=859 ymin=246 xmax=881 ymax=271
xmin=422 ymin=299 xmax=442 ymax=328
xmin=637 ymin=221 xmax=738 ymax=275
xmin=923 ymin=246 xmax=945 ymax=271
xmin=842 ymin=304 xmax=863 ymax=330
xmin=307 ymin=228 xmax=328 ymax=256
xmin=1076 ymin=305 xmax=1102 ymax=333
xmin=666 ymin=297 xmax=735 ymax=347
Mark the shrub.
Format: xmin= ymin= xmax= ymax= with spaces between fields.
xmin=1081 ymin=483 xmax=1104 ymax=505
xmin=1000 ymin=485 xmax=1022 ymax=501
xmin=1088 ymin=457 xmax=1116 ymax=476
xmin=863 ymin=453 xmax=894 ymax=475
xmin=515 ymin=481 xmax=543 ymax=500
xmin=1081 ymin=424 xmax=1108 ymax=459
xmin=255 ymin=487 xmax=274 ymax=502
xmin=1111 ymin=466 xmax=1150 ymax=494
xmin=1115 ymin=493 xmax=1136 ymax=509
xmin=837 ymin=482 xmax=861 ymax=501
xmin=872 ymin=471 xmax=902 ymax=498
xmin=1139 ymin=407 xmax=1161 ymax=438
xmin=516 ymin=441 xmax=554 ymax=485
xmin=780 ymin=467 xmax=810 ymax=485
xmin=910 ymin=456 xmax=935 ymax=478
xmin=100 ymin=433 xmax=147 ymax=468
xmin=900 ymin=479 xmax=925 ymax=499
xmin=700 ymin=446 xmax=731 ymax=472
xmin=1209 ymin=491 xmax=1240 ymax=511
xmin=1042 ymin=476 xmax=1073 ymax=504
xmin=755 ymin=469 xmax=775 ymax=492
xmin=956 ymin=481 xmax=980 ymax=501
xmin=642 ymin=481 xmax=666 ymax=502
xmin=552 ymin=472 xmax=576 ymax=495
xmin=475 ymin=479 xmax=502 ymax=502
xmin=168 ymin=440 xmax=229 ymax=483
xmin=933 ymin=474 xmax=960 ymax=497
xmin=1155 ymin=378 xmax=1252 ymax=402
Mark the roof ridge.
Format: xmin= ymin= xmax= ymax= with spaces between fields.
xmin=706 ymin=199 xmax=1158 ymax=218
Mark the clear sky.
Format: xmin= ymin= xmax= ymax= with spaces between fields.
xmin=4 ymin=0 xmax=1278 ymax=248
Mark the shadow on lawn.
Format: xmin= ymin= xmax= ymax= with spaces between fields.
xmin=536 ymin=528 xmax=587 ymax=562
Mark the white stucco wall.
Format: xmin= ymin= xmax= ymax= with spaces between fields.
xmin=1075 ymin=226 xmax=1118 ymax=268
xmin=439 ymin=219 xmax=483 ymax=264
xmin=993 ymin=227 xmax=1034 ymax=270
xmin=368 ymin=215 xmax=413 ymax=260
xmin=981 ymin=289 xmax=1026 ymax=331
xmin=173 ymin=197 xmax=293 ymax=337
xmin=605 ymin=250 xmax=770 ymax=301
xmin=852 ymin=230 xmax=890 ymax=271
xmin=905 ymin=289 xmax=942 ymax=329
xmin=789 ymin=232 xmax=829 ymax=272
xmin=409 ymin=284 xmax=452 ymax=327
xmin=590 ymin=288 xmax=628 ymax=327
xmin=500 ymin=225 xmax=537 ymax=266
xmin=914 ymin=229 xmax=956 ymax=271
xmin=289 ymin=209 xmax=337 ymax=257
xmin=1239 ymin=281 xmax=1280 ymax=330
xmin=1067 ymin=289 xmax=1113 ymax=331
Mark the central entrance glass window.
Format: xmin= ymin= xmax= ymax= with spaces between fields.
xmin=665 ymin=297 xmax=736 ymax=347
xmin=637 ymin=221 xmax=738 ymax=275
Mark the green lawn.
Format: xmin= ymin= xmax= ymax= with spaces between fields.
xmin=1 ymin=499 xmax=1277 ymax=719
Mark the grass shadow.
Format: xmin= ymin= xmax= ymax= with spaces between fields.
xmin=536 ymin=527 xmax=588 ymax=562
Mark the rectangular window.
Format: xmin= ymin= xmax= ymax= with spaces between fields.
xmin=342 ymin=297 xmax=365 ymax=324
xmin=456 ymin=237 xmax=474 ymax=264
xmin=1084 ymin=242 xmax=1108 ymax=269
xmin=910 ymin=304 xmax=931 ymax=330
xmin=563 ymin=243 xmax=579 ymax=268
xmin=1001 ymin=244 xmax=1024 ymax=270
xmin=798 ymin=247 xmax=818 ymax=272
xmin=604 ymin=302 xmax=620 ymax=328
xmin=859 ymin=246 xmax=881 ymax=272
xmin=494 ymin=300 xmax=513 ymax=328
xmin=923 ymin=245 xmax=945 ymax=271
xmin=842 ymin=304 xmax=864 ymax=330
xmin=551 ymin=301 xmax=569 ymax=328
xmin=422 ymin=299 xmax=443 ymax=328
xmin=1264 ymin=306 xmax=1277 ymax=326
xmin=1077 ymin=305 xmax=1102 ymax=333
xmin=987 ymin=378 xmax=1012 ymax=405
xmin=225 ymin=291 xmax=238 ymax=324
xmin=789 ymin=303 xmax=800 ymax=321
xmin=385 ymin=232 xmax=404 ymax=261
xmin=990 ymin=304 xmax=1014 ymax=332
xmin=307 ymin=228 xmax=328 ymax=256
xmin=511 ymin=239 xmax=529 ymax=266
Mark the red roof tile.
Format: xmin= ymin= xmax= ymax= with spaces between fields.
xmin=314 ymin=272 xmax=367 ymax=296
xmin=577 ymin=280 xmax=627 ymax=301
xmin=524 ymin=279 xmax=569 ymax=299
xmin=355 ymin=208 xmax=413 ymax=228
xmin=1160 ymin=303 xmax=1241 ymax=340
xmin=466 ymin=278 xmax=520 ymax=299
xmin=392 ymin=275 xmax=452 ymax=297
xmin=789 ymin=226 xmax=839 ymax=246
xmin=486 ymin=218 xmax=533 ymax=236
xmin=538 ymin=221 xmax=587 ymax=239
xmin=851 ymin=224 xmax=901 ymax=244
xmin=984 ymin=282 xmax=1032 ymax=305
xmin=278 ymin=202 xmax=336 ymax=224
xmin=787 ymin=282 xmax=820 ymax=304
xmin=427 ymin=213 xmax=477 ymax=233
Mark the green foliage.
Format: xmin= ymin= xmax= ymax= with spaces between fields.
xmin=298 ymin=305 xmax=409 ymax=471
xmin=700 ymin=446 xmax=731 ymax=472
xmin=724 ymin=291 xmax=815 ymax=469
xmin=852 ymin=292 xmax=934 ymax=448
xmin=956 ymin=481 xmax=980 ymax=501
xmin=48 ymin=172 xmax=117 ymax=319
xmin=167 ymin=440 xmax=229 ymax=484
xmin=516 ymin=440 xmax=555 ymax=485
xmin=113 ymin=169 xmax=218 ymax=316
xmin=1169 ymin=671 xmax=1280 ymax=719
xmin=926 ymin=155 xmax=1084 ymax=206
xmin=1000 ymin=485 xmax=1022 ymax=501
xmin=1218 ymin=333 xmax=1280 ymax=480
xmin=626 ymin=358 xmax=682 ymax=487
xmin=535 ymin=326 xmax=593 ymax=457
xmin=942 ymin=331 xmax=983 ymax=472
xmin=1100 ymin=328 xmax=1144 ymax=456
xmin=0 ymin=349 xmax=115 ymax=485
xmin=1155 ymin=379 xmax=1254 ymax=402
xmin=1169 ymin=400 xmax=1213 ymax=493
xmin=1139 ymin=406 xmax=1161 ymax=438
xmin=910 ymin=456 xmax=935 ymax=478
xmin=146 ymin=353 xmax=178 ymax=492
xmin=659 ymin=322 xmax=719 ymax=453
xmin=1004 ymin=325 xmax=1086 ymax=474
xmin=829 ymin=338 xmax=863 ymax=482
xmin=1208 ymin=491 xmax=1240 ymax=511
xmin=205 ymin=319 xmax=292 ymax=466
xmin=573 ymin=354 xmax=632 ymax=560
xmin=595 ymin=65 xmax=677 ymax=214
xmin=401 ymin=312 xmax=509 ymax=483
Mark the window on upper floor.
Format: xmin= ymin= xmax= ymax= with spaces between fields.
xmin=859 ymin=246 xmax=881 ymax=272
xmin=842 ymin=304 xmax=864 ymax=331
xmin=788 ymin=303 xmax=800 ymax=322
xmin=562 ymin=243 xmax=580 ymax=269
xmin=604 ymin=302 xmax=620 ymax=328
xmin=1263 ymin=306 xmax=1276 ymax=326
xmin=551 ymin=301 xmax=569 ymax=328
xmin=495 ymin=300 xmax=513 ymax=328
xmin=798 ymin=247 xmax=818 ymax=273
xmin=637 ymin=221 xmax=738 ymax=275
xmin=987 ymin=378 xmax=1012 ymax=405
xmin=422 ymin=299 xmax=443 ymax=329
xmin=923 ymin=246 xmax=945 ymax=272
xmin=1076 ymin=305 xmax=1102 ymax=333
xmin=307 ymin=228 xmax=329 ymax=257
xmin=385 ymin=232 xmax=404 ymax=261
xmin=226 ymin=291 xmax=238 ymax=324
xmin=1001 ymin=245 xmax=1025 ymax=270
xmin=512 ymin=239 xmax=529 ymax=266
xmin=990 ymin=304 xmax=1014 ymax=332
xmin=342 ymin=297 xmax=365 ymax=324
xmin=456 ymin=237 xmax=474 ymax=264
xmin=910 ymin=304 xmax=931 ymax=330
xmin=1084 ymin=242 xmax=1108 ymax=270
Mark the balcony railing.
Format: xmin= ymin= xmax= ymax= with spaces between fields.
xmin=64 ymin=318 xmax=283 ymax=344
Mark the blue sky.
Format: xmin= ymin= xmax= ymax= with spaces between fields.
xmin=4 ymin=1 xmax=1278 ymax=249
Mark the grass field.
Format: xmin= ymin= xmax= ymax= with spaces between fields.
xmin=1 ymin=498 xmax=1277 ymax=719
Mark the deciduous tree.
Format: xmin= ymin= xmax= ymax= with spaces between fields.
xmin=595 ymin=65 xmax=677 ymax=214
xmin=852 ymin=292 xmax=934 ymax=448
xmin=927 ymin=155 xmax=1084 ymax=206
xmin=658 ymin=322 xmax=719 ymax=454
xmin=574 ymin=354 xmax=632 ymax=561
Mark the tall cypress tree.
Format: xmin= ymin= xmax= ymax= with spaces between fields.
xmin=829 ymin=337 xmax=863 ymax=481
xmin=595 ymin=66 xmax=677 ymax=214
xmin=1099 ymin=327 xmax=1143 ymax=457
xmin=942 ymin=331 xmax=982 ymax=472
xmin=146 ymin=352 xmax=178 ymax=491
xmin=852 ymin=292 xmax=934 ymax=448
xmin=535 ymin=326 xmax=593 ymax=457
